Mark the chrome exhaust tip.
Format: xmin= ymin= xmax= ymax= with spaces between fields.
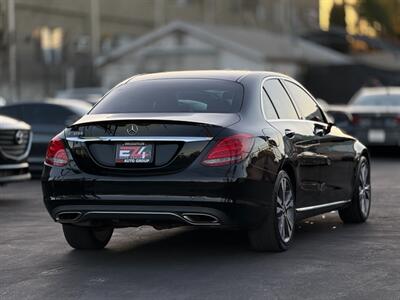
xmin=182 ymin=213 xmax=220 ymax=225
xmin=55 ymin=212 xmax=82 ymax=223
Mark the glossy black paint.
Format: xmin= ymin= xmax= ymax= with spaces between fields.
xmin=42 ymin=71 xmax=369 ymax=230
xmin=0 ymin=115 xmax=31 ymax=183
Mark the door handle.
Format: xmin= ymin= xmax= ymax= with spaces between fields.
xmin=260 ymin=135 xmax=279 ymax=147
xmin=314 ymin=127 xmax=325 ymax=136
xmin=267 ymin=137 xmax=278 ymax=147
xmin=285 ymin=129 xmax=295 ymax=139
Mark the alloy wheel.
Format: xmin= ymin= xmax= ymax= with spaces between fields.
xmin=276 ymin=177 xmax=295 ymax=243
xmin=359 ymin=161 xmax=371 ymax=217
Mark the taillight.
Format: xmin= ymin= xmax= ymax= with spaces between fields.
xmin=45 ymin=137 xmax=69 ymax=167
xmin=352 ymin=114 xmax=360 ymax=125
xmin=395 ymin=115 xmax=400 ymax=124
xmin=202 ymin=133 xmax=254 ymax=167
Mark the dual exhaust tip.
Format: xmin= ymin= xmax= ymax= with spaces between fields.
xmin=55 ymin=212 xmax=82 ymax=223
xmin=55 ymin=211 xmax=219 ymax=225
xmin=181 ymin=213 xmax=219 ymax=225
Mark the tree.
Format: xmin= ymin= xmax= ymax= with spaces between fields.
xmin=329 ymin=4 xmax=346 ymax=30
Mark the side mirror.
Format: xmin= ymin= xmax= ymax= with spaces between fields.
xmin=326 ymin=121 xmax=334 ymax=134
xmin=326 ymin=113 xmax=335 ymax=125
xmin=324 ymin=113 xmax=335 ymax=134
xmin=314 ymin=121 xmax=334 ymax=136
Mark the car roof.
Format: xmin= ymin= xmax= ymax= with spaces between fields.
xmin=1 ymin=99 xmax=92 ymax=115
xmin=48 ymin=98 xmax=93 ymax=109
xmin=127 ymin=70 xmax=289 ymax=83
xmin=57 ymin=87 xmax=105 ymax=92
xmin=3 ymin=99 xmax=89 ymax=108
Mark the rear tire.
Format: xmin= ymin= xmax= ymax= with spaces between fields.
xmin=339 ymin=156 xmax=371 ymax=223
xmin=62 ymin=224 xmax=113 ymax=250
xmin=248 ymin=170 xmax=295 ymax=252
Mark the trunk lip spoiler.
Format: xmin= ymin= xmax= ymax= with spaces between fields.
xmin=71 ymin=113 xmax=241 ymax=127
xmin=66 ymin=136 xmax=213 ymax=143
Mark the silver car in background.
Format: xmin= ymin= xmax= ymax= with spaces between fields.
xmin=0 ymin=115 xmax=32 ymax=184
xmin=347 ymin=87 xmax=400 ymax=147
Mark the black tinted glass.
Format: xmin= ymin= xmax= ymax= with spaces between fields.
xmin=263 ymin=79 xmax=298 ymax=119
xmin=353 ymin=94 xmax=400 ymax=106
xmin=284 ymin=81 xmax=325 ymax=122
xmin=91 ymin=79 xmax=244 ymax=114
xmin=0 ymin=106 xmax=22 ymax=120
xmin=39 ymin=105 xmax=74 ymax=124
xmin=17 ymin=104 xmax=73 ymax=124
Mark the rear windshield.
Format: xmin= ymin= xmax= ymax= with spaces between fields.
xmin=90 ymin=79 xmax=243 ymax=114
xmin=352 ymin=94 xmax=400 ymax=106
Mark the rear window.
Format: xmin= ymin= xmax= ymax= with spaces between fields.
xmin=90 ymin=79 xmax=243 ymax=114
xmin=351 ymin=94 xmax=400 ymax=106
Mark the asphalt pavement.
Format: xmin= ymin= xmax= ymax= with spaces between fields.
xmin=1 ymin=150 xmax=400 ymax=300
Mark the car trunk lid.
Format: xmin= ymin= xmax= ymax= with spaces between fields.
xmin=66 ymin=113 xmax=240 ymax=175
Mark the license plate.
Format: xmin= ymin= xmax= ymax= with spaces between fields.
xmin=115 ymin=143 xmax=153 ymax=164
xmin=368 ymin=129 xmax=385 ymax=143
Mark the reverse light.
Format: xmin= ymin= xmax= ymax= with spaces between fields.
xmin=202 ymin=133 xmax=254 ymax=167
xmin=45 ymin=137 xmax=69 ymax=167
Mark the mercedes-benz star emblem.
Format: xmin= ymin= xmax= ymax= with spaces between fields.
xmin=14 ymin=130 xmax=24 ymax=145
xmin=126 ymin=124 xmax=139 ymax=136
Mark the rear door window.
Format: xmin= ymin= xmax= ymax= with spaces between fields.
xmin=263 ymin=79 xmax=299 ymax=119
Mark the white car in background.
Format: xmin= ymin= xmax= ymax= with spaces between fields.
xmin=346 ymin=87 xmax=400 ymax=147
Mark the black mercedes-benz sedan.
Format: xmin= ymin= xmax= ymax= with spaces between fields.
xmin=42 ymin=71 xmax=371 ymax=252
xmin=0 ymin=115 xmax=32 ymax=184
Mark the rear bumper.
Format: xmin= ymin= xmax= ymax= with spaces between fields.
xmin=51 ymin=204 xmax=231 ymax=227
xmin=353 ymin=128 xmax=400 ymax=146
xmin=42 ymin=164 xmax=275 ymax=229
xmin=0 ymin=162 xmax=31 ymax=183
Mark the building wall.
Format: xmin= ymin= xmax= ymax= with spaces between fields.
xmin=0 ymin=0 xmax=318 ymax=101
xmin=99 ymin=31 xmax=300 ymax=89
